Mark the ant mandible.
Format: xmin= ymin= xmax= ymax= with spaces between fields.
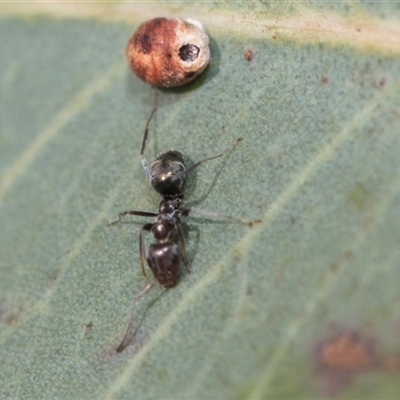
xmin=109 ymin=97 xmax=259 ymax=351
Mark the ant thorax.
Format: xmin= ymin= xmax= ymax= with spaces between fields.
xmin=150 ymin=150 xmax=186 ymax=198
xmin=151 ymin=200 xmax=182 ymax=244
xmin=158 ymin=199 xmax=182 ymax=216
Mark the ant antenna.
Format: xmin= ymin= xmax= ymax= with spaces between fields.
xmin=140 ymin=89 xmax=158 ymax=178
xmin=180 ymin=137 xmax=243 ymax=178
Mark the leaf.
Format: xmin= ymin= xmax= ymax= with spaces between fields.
xmin=1 ymin=3 xmax=400 ymax=399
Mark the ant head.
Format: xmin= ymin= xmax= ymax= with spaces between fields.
xmin=150 ymin=150 xmax=186 ymax=198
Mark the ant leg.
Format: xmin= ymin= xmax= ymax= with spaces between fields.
xmin=140 ymin=89 xmax=158 ymax=179
xmin=175 ymin=220 xmax=191 ymax=273
xmin=182 ymin=208 xmax=261 ymax=227
xmin=139 ymin=223 xmax=153 ymax=277
xmin=116 ymin=278 xmax=157 ymax=353
xmin=181 ymin=137 xmax=243 ymax=177
xmin=107 ymin=210 xmax=158 ymax=226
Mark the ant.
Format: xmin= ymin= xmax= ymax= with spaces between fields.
xmin=109 ymin=98 xmax=259 ymax=352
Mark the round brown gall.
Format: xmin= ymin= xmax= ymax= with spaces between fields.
xmin=126 ymin=18 xmax=211 ymax=87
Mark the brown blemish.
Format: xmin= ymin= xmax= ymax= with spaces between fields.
xmin=315 ymin=331 xmax=377 ymax=397
xmin=133 ymin=18 xmax=164 ymax=54
xmin=315 ymin=328 xmax=400 ymax=397
xmin=343 ymin=250 xmax=353 ymax=260
xmin=317 ymin=331 xmax=375 ymax=370
xmin=244 ymin=49 xmax=254 ymax=62
xmin=85 ymin=321 xmax=93 ymax=330
xmin=47 ymin=268 xmax=61 ymax=283
xmin=134 ymin=32 xmax=152 ymax=54
xmin=277 ymin=150 xmax=285 ymax=162
xmin=379 ymin=77 xmax=386 ymax=86
xmin=321 ymin=76 xmax=329 ymax=84
xmin=98 ymin=325 xmax=150 ymax=364
xmin=329 ymin=250 xmax=353 ymax=272
xmin=381 ymin=355 xmax=400 ymax=372
xmin=0 ymin=306 xmax=21 ymax=325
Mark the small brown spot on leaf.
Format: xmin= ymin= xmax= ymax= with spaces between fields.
xmin=329 ymin=251 xmax=353 ymax=272
xmin=318 ymin=331 xmax=375 ymax=370
xmin=330 ymin=261 xmax=339 ymax=272
xmin=315 ymin=331 xmax=376 ymax=397
xmin=344 ymin=251 xmax=353 ymax=260
xmin=47 ymin=268 xmax=61 ymax=283
xmin=0 ymin=306 xmax=21 ymax=325
xmin=321 ymin=76 xmax=329 ymax=84
xmin=381 ymin=355 xmax=400 ymax=372
xmin=244 ymin=49 xmax=254 ymax=62
xmin=315 ymin=328 xmax=400 ymax=397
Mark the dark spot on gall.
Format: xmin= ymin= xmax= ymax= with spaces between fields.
xmin=179 ymin=44 xmax=200 ymax=62
xmin=132 ymin=18 xmax=170 ymax=55
xmin=185 ymin=71 xmax=195 ymax=79
xmin=135 ymin=33 xmax=152 ymax=54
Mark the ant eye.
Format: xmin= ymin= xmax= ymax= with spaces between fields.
xmin=126 ymin=18 xmax=211 ymax=87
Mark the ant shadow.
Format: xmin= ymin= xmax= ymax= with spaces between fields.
xmin=113 ymin=285 xmax=168 ymax=354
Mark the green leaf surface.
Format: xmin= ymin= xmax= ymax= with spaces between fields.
xmin=1 ymin=2 xmax=400 ymax=399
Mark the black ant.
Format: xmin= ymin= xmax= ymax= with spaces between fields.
xmin=109 ymin=99 xmax=259 ymax=351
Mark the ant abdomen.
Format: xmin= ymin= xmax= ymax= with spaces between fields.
xmin=150 ymin=150 xmax=186 ymax=198
xmin=147 ymin=242 xmax=180 ymax=288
